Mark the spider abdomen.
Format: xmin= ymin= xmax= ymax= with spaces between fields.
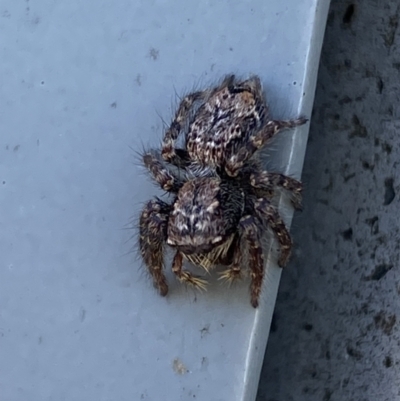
xmin=186 ymin=85 xmax=264 ymax=168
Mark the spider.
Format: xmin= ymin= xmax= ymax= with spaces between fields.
xmin=138 ymin=74 xmax=307 ymax=307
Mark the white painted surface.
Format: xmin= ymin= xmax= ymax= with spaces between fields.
xmin=0 ymin=1 xmax=328 ymax=400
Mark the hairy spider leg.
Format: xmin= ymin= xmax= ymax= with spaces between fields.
xmin=143 ymin=152 xmax=183 ymax=193
xmin=254 ymin=198 xmax=292 ymax=268
xmin=171 ymin=251 xmax=208 ymax=291
xmin=250 ymin=171 xmax=303 ymax=210
xmin=139 ymin=199 xmax=171 ymax=296
xmin=220 ymin=215 xmax=265 ymax=308
xmin=225 ymin=117 xmax=308 ymax=177
xmin=161 ymin=91 xmax=208 ymax=162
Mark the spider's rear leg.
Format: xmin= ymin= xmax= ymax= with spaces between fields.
xmin=161 ymin=90 xmax=208 ymax=162
xmin=254 ymin=198 xmax=292 ymax=268
xmin=219 ymin=235 xmax=244 ymax=285
xmin=143 ymin=152 xmax=182 ymax=192
xmin=139 ymin=199 xmax=171 ymax=296
xmin=225 ymin=117 xmax=308 ymax=177
xmin=250 ymin=171 xmax=303 ymax=210
xmin=221 ymin=215 xmax=265 ymax=308
xmin=172 ymin=251 xmax=208 ymax=291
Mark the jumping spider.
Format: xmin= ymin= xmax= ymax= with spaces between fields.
xmin=139 ymin=74 xmax=307 ymax=307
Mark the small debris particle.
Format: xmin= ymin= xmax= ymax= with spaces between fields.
xmin=149 ymin=48 xmax=159 ymax=60
xmin=200 ymin=324 xmax=210 ymax=338
xmin=172 ymin=358 xmax=188 ymax=375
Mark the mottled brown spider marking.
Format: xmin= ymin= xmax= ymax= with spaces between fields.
xmin=250 ymin=171 xmax=303 ymax=210
xmin=219 ymin=245 xmax=243 ymax=285
xmin=172 ymin=251 xmax=208 ymax=290
xmin=139 ymin=199 xmax=170 ymax=296
xmin=161 ymin=91 xmax=208 ymax=162
xmin=143 ymin=152 xmax=182 ymax=192
xmin=254 ymin=198 xmax=292 ymax=267
xmin=239 ymin=216 xmax=265 ymax=308
xmin=137 ymin=74 xmax=308 ymax=307
xmin=225 ymin=118 xmax=308 ymax=177
xmin=219 ymin=215 xmax=265 ymax=307
xmin=167 ymin=178 xmax=221 ymax=250
xmin=166 ymin=177 xmax=244 ymax=254
xmin=186 ymin=77 xmax=266 ymax=168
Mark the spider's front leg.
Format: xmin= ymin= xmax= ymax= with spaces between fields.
xmin=250 ymin=171 xmax=303 ymax=210
xmin=225 ymin=117 xmax=308 ymax=177
xmin=254 ymin=198 xmax=292 ymax=268
xmin=220 ymin=216 xmax=264 ymax=308
xmin=171 ymin=251 xmax=208 ymax=291
xmin=139 ymin=199 xmax=171 ymax=296
xmin=143 ymin=152 xmax=182 ymax=193
xmin=161 ymin=90 xmax=208 ymax=163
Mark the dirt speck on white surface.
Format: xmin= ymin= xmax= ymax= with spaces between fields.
xmin=172 ymin=358 xmax=188 ymax=375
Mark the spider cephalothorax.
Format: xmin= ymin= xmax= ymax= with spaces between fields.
xmin=167 ymin=178 xmax=244 ymax=252
xmin=138 ymin=74 xmax=307 ymax=307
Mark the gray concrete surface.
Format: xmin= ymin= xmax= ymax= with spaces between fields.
xmin=0 ymin=1 xmax=328 ymax=401
xmin=257 ymin=1 xmax=400 ymax=400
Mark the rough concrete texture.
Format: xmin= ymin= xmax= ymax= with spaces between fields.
xmin=257 ymin=1 xmax=400 ymax=400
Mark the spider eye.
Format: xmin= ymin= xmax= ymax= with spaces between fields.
xmin=213 ymin=209 xmax=221 ymax=217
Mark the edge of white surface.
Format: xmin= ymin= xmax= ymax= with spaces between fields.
xmin=242 ymin=1 xmax=331 ymax=400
